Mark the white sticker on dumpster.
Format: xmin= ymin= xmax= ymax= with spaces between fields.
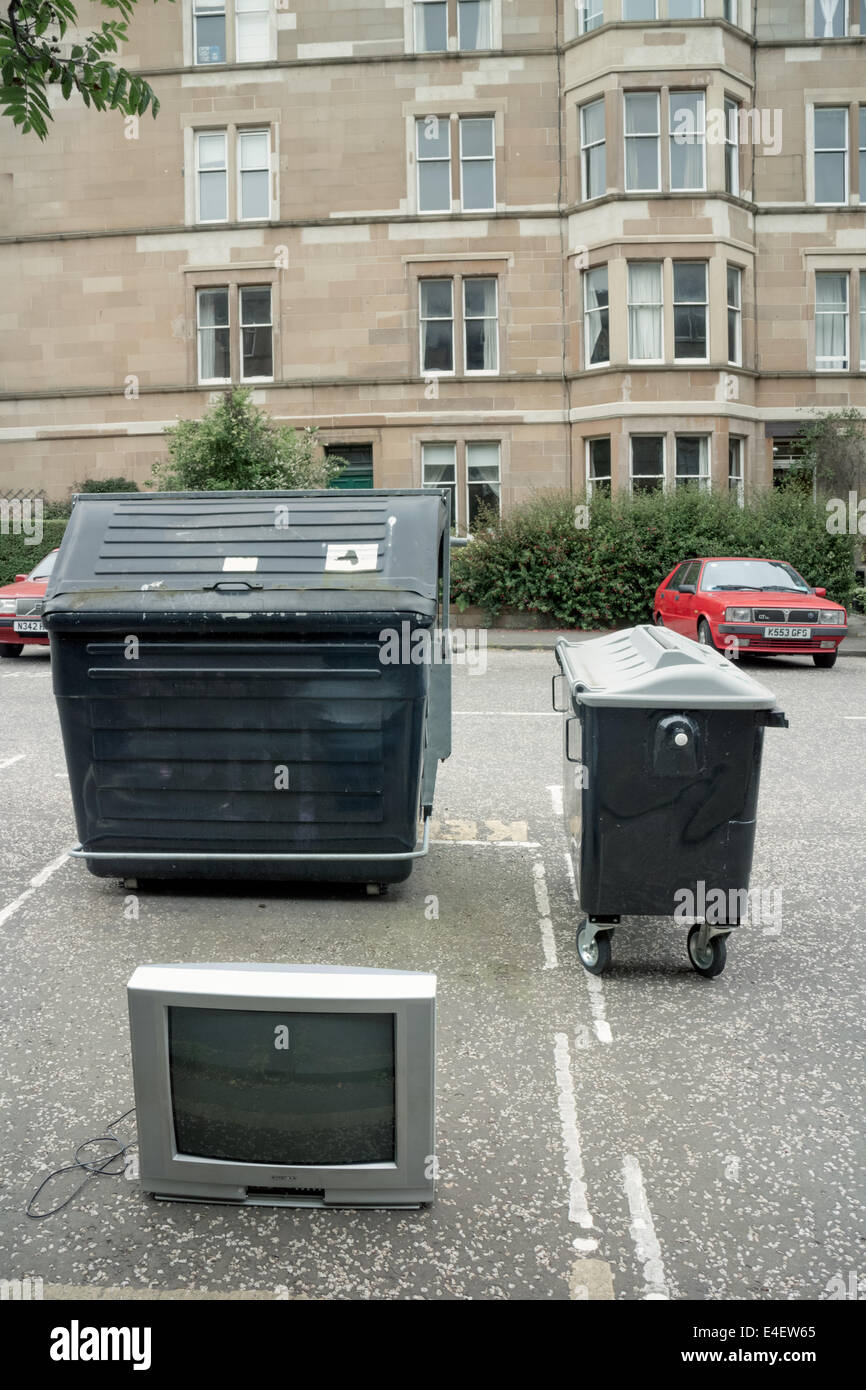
xmin=222 ymin=556 xmax=259 ymax=572
xmin=325 ymin=543 xmax=379 ymax=572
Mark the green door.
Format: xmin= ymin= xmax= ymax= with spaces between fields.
xmin=326 ymin=444 xmax=374 ymax=490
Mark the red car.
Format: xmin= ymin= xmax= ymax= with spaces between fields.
xmin=653 ymin=556 xmax=848 ymax=668
xmin=0 ymin=548 xmax=58 ymax=658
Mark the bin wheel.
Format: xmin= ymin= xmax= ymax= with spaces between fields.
xmin=812 ymin=652 xmax=837 ymax=669
xmin=365 ymin=882 xmax=389 ymax=896
xmin=122 ymin=877 xmax=138 ymax=891
xmin=687 ymin=926 xmax=727 ymax=979
xmin=576 ymin=919 xmax=613 ymax=975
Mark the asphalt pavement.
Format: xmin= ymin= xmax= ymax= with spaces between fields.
xmin=0 ymin=641 xmax=863 ymax=1300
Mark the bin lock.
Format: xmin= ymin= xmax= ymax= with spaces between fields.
xmin=652 ymin=714 xmax=701 ymax=776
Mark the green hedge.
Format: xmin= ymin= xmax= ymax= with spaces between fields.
xmin=450 ymin=488 xmax=857 ymax=628
xmin=0 ymin=519 xmax=68 ymax=587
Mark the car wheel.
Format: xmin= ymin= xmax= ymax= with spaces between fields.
xmin=697 ymin=618 xmax=719 ymax=652
xmin=812 ymin=652 xmax=837 ymax=669
xmin=0 ymin=643 xmax=24 ymax=659
xmin=654 ymin=611 xmax=664 ymax=626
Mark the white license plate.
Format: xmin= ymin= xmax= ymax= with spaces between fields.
xmin=13 ymin=620 xmax=44 ymax=634
xmin=763 ymin=626 xmax=810 ymax=640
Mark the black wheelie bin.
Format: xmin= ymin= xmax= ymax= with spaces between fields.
xmin=552 ymin=625 xmax=788 ymax=978
xmin=43 ymin=489 xmax=452 ymax=891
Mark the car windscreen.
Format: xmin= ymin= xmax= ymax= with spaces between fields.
xmin=28 ymin=551 xmax=57 ymax=581
xmin=701 ymin=560 xmax=811 ymax=593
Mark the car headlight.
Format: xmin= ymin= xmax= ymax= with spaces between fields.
xmin=725 ymin=607 xmax=752 ymax=623
xmin=0 ymin=599 xmax=16 ymax=614
xmin=816 ymin=610 xmax=844 ymax=625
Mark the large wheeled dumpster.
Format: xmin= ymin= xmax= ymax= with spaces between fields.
xmin=43 ymin=489 xmax=452 ymax=890
xmin=552 ymin=625 xmax=788 ymax=978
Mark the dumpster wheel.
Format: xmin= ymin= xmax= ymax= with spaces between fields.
xmin=576 ymin=919 xmax=613 ymax=975
xmin=687 ymin=925 xmax=727 ymax=979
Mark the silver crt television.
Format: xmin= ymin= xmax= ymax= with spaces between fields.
xmin=127 ymin=963 xmax=436 ymax=1208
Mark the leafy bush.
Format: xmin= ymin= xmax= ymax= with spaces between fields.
xmin=450 ymin=487 xmax=857 ymax=627
xmin=0 ymin=519 xmax=68 ymax=586
xmin=76 ymin=477 xmax=139 ymax=493
xmin=149 ymin=388 xmax=345 ymax=492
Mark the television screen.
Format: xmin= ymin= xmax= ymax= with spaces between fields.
xmin=168 ymin=1006 xmax=396 ymax=1166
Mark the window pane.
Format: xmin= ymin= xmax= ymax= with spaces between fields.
xmin=198 ymin=288 xmax=229 ymax=381
xmin=669 ymin=0 xmax=702 ymax=16
xmin=240 ymin=287 xmax=271 ymax=324
xmin=462 ymin=159 xmax=495 ymax=211
xmin=585 ymin=266 xmax=609 ymax=366
xmin=623 ymin=0 xmax=656 ymax=17
xmin=239 ymin=130 xmax=268 ymax=167
xmin=465 ymin=319 xmax=497 ymax=370
xmin=860 ymin=108 xmax=866 ymax=200
xmin=199 ymin=176 xmax=226 ymax=221
xmin=198 ymin=288 xmax=229 ymax=328
xmin=632 ymin=438 xmax=663 ymax=473
xmin=422 ymin=320 xmax=454 ymax=372
xmin=588 ymin=437 xmax=611 ymax=485
xmin=582 ymin=99 xmax=605 ymax=148
xmin=464 ymin=278 xmax=496 ymax=317
xmin=625 ymin=95 xmax=659 ymax=191
xmin=625 ymin=93 xmax=658 ymax=136
xmin=674 ymin=261 xmax=706 ymax=302
xmin=815 ymin=153 xmax=846 ymax=203
xmin=670 ymin=92 xmax=705 ymax=190
xmin=241 ymin=170 xmax=269 ymax=218
xmin=195 ymin=13 xmax=225 ymax=64
xmin=419 ymin=161 xmax=451 ymax=212
xmin=197 ymin=132 xmax=226 ymax=168
xmin=579 ymin=1 xmax=604 ymax=31
xmin=461 ymin=118 xmax=494 ymax=159
xmin=676 ymin=437 xmax=705 ymax=477
xmin=458 ymin=0 xmax=492 ymax=49
xmin=415 ymin=2 xmax=447 ymax=52
xmin=815 ymin=107 xmax=846 ymax=149
xmin=423 ymin=444 xmax=458 ymax=524
xmin=417 ymin=116 xmax=450 ymax=160
xmin=861 ymin=271 xmax=866 ymax=367
xmin=814 ymin=0 xmax=845 ymax=37
xmin=421 ymin=280 xmax=453 ymax=318
xmin=236 ymin=12 xmax=268 ymax=63
xmin=628 ymin=262 xmax=662 ymax=359
xmin=466 ymin=441 xmax=501 ymax=527
xmin=631 ymin=436 xmax=664 ymax=492
xmin=422 ymin=444 xmax=457 ymax=482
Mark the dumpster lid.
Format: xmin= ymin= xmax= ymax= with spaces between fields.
xmin=556 ymin=625 xmax=782 ymax=709
xmin=43 ymin=489 xmax=449 ymax=619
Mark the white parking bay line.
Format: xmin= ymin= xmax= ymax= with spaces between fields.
xmin=563 ymin=851 xmax=612 ymax=1045
xmin=532 ymin=858 xmax=558 ymax=969
xmin=621 ymin=1155 xmax=670 ymax=1301
xmin=0 ymin=754 xmax=26 ymax=771
xmin=0 ymin=850 xmax=70 ymax=929
xmin=553 ymin=1032 xmax=598 ymax=1252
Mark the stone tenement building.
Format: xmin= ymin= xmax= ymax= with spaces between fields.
xmin=1 ymin=1 xmax=866 ymax=524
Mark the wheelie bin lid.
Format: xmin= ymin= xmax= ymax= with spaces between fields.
xmin=556 ymin=625 xmax=784 ymax=710
xmin=43 ymin=489 xmax=450 ymax=628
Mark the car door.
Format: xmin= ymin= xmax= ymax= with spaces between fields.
xmin=674 ymin=560 xmax=702 ymax=638
xmin=665 ymin=561 xmax=698 ymax=634
xmin=659 ymin=563 xmax=687 ymax=627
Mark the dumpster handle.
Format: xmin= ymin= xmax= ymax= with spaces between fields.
xmin=67 ymin=817 xmax=432 ymax=865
